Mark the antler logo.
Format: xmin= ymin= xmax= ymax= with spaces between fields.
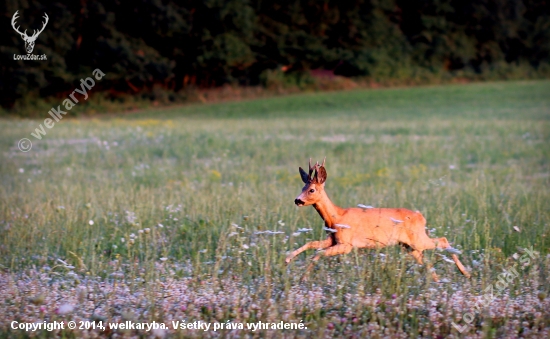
xmin=11 ymin=10 xmax=49 ymax=54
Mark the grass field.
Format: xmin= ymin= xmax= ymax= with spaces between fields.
xmin=1 ymin=80 xmax=549 ymax=338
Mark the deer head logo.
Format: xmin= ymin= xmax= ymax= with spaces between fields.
xmin=11 ymin=10 xmax=49 ymax=54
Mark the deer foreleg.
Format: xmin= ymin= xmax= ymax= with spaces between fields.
xmin=301 ymin=243 xmax=353 ymax=281
xmin=285 ymin=236 xmax=333 ymax=264
xmin=316 ymin=243 xmax=354 ymax=257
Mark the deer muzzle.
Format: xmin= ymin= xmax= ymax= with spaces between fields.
xmin=294 ymin=198 xmax=305 ymax=206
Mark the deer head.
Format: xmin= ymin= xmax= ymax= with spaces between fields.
xmin=295 ymin=158 xmax=327 ymax=206
xmin=11 ymin=11 xmax=49 ymax=54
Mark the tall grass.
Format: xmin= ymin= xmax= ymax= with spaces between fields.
xmin=0 ymin=80 xmax=549 ymax=338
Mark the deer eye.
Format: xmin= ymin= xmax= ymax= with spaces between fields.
xmin=309 ymin=189 xmax=315 ymax=193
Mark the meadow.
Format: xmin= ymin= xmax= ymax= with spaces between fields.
xmin=1 ymin=80 xmax=549 ymax=338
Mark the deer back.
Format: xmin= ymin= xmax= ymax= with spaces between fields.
xmin=331 ymin=208 xmax=427 ymax=249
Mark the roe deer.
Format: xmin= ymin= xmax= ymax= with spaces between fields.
xmin=286 ymin=159 xmax=471 ymax=282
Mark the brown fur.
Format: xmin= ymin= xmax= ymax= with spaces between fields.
xmin=287 ymin=159 xmax=471 ymax=282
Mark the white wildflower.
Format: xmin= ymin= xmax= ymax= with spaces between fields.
xmin=255 ymin=230 xmax=284 ymax=235
xmin=334 ymin=224 xmax=351 ymax=229
xmin=57 ymin=259 xmax=69 ymax=266
xmin=125 ymin=211 xmax=137 ymax=225
xmin=390 ymin=217 xmax=403 ymax=223
xmin=436 ymin=253 xmax=455 ymax=263
xmin=445 ymin=247 xmax=462 ymax=255
xmin=56 ymin=304 xmax=74 ymax=315
xmin=358 ymin=204 xmax=374 ymax=209
xmin=88 ymin=220 xmax=94 ymax=225
xmin=151 ymin=328 xmax=166 ymax=338
xmin=324 ymin=227 xmax=337 ymax=233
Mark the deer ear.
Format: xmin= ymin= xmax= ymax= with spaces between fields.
xmin=299 ymin=167 xmax=310 ymax=183
xmin=316 ymin=166 xmax=327 ymax=184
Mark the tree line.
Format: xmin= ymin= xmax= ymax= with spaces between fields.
xmin=1 ymin=0 xmax=549 ymax=109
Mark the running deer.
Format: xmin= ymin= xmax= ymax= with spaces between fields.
xmin=286 ymin=159 xmax=471 ymax=281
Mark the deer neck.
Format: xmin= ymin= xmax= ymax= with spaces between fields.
xmin=312 ymin=191 xmax=343 ymax=226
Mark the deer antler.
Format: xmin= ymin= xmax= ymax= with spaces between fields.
xmin=31 ymin=13 xmax=49 ymax=39
xmin=11 ymin=11 xmax=26 ymax=37
xmin=308 ymin=158 xmax=315 ymax=178
xmin=306 ymin=158 xmax=326 ymax=183
xmin=306 ymin=158 xmax=326 ymax=181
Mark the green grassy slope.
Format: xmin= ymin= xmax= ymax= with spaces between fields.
xmin=0 ymin=80 xmax=549 ymax=337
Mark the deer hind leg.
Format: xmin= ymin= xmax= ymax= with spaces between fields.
xmin=418 ymin=236 xmax=471 ymax=279
xmin=410 ymin=250 xmax=440 ymax=282
xmin=301 ymin=243 xmax=353 ymax=282
xmin=432 ymin=237 xmax=450 ymax=249
xmin=450 ymin=254 xmax=471 ymax=278
xmin=430 ymin=237 xmax=471 ymax=278
xmin=285 ymin=236 xmax=333 ymax=264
